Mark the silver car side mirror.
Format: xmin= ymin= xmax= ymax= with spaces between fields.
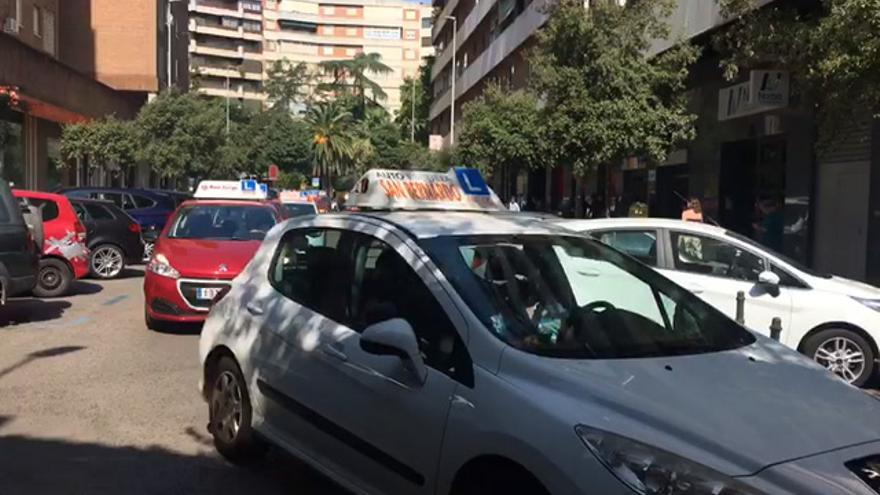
xmin=360 ymin=318 xmax=427 ymax=384
xmin=758 ymin=270 xmax=780 ymax=287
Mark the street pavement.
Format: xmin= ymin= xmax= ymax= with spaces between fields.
xmin=0 ymin=268 xmax=349 ymax=495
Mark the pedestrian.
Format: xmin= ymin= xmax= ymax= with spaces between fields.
xmin=681 ymin=198 xmax=704 ymax=223
xmin=753 ymin=197 xmax=784 ymax=252
xmin=508 ymin=196 xmax=521 ymax=212
xmin=583 ymin=195 xmax=595 ymax=219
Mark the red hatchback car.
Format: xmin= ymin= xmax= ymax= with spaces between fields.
xmin=144 ymin=182 xmax=283 ymax=329
xmin=13 ymin=190 xmax=90 ymax=297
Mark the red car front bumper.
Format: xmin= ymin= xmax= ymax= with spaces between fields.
xmin=143 ymin=271 xmax=210 ymax=323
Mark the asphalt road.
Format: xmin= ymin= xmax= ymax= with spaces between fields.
xmin=0 ymin=268 xmax=348 ymax=495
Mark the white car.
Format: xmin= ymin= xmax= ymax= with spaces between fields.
xmin=198 ymin=169 xmax=880 ymax=495
xmin=280 ymin=200 xmax=318 ymax=218
xmin=559 ymin=217 xmax=880 ymax=386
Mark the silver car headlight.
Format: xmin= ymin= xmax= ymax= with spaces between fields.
xmin=147 ymin=253 xmax=181 ymax=279
xmin=853 ymin=297 xmax=880 ymax=313
xmin=576 ymin=425 xmax=763 ymax=495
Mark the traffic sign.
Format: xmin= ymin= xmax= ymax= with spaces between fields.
xmin=268 ymin=164 xmax=279 ymax=181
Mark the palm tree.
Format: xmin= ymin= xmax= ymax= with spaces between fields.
xmin=319 ymin=52 xmax=393 ymax=117
xmin=305 ymin=102 xmax=353 ymax=193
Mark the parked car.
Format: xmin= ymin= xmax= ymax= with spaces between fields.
xmin=58 ymin=187 xmax=177 ymax=232
xmin=0 ymin=182 xmax=38 ymax=303
xmin=560 ymin=217 xmax=880 ymax=387
xmin=199 ymin=168 xmax=880 ymax=495
xmin=69 ymin=198 xmax=144 ymax=279
xmin=13 ymin=190 xmax=89 ymax=297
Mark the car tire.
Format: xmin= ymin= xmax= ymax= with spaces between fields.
xmin=804 ymin=328 xmax=876 ymax=387
xmin=90 ymin=244 xmax=125 ymax=279
xmin=144 ymin=309 xmax=163 ymax=332
xmin=208 ymin=356 xmax=266 ymax=463
xmin=33 ymin=258 xmax=73 ymax=298
xmin=453 ymin=466 xmax=549 ymax=495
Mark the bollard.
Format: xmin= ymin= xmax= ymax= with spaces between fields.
xmin=735 ymin=291 xmax=745 ymax=325
xmin=770 ymin=317 xmax=782 ymax=341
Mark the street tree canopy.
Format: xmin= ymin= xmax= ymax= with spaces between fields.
xmin=395 ymin=57 xmax=434 ymax=144
xmin=716 ymin=0 xmax=880 ymax=150
xmin=264 ymin=59 xmax=314 ymax=113
xmin=60 ymin=116 xmax=138 ymax=171
xmin=457 ymin=84 xmax=546 ymax=176
xmin=530 ymin=0 xmax=698 ymax=175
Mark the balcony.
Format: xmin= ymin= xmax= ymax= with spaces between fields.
xmin=430 ymin=0 xmax=497 ymax=81
xmin=190 ymin=20 xmax=262 ymax=41
xmin=195 ymin=65 xmax=262 ymax=81
xmin=189 ymin=0 xmax=262 ymax=21
xmin=431 ymin=0 xmax=460 ymax=42
xmin=429 ymin=1 xmax=545 ymax=120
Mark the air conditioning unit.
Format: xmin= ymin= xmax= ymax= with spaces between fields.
xmin=2 ymin=17 xmax=19 ymax=34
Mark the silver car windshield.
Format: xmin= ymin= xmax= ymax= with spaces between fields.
xmin=423 ymin=235 xmax=755 ymax=358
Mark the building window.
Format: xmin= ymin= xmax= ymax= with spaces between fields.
xmin=421 ymin=36 xmax=432 ymax=48
xmin=421 ymin=17 xmax=432 ymax=29
xmin=404 ymin=29 xmax=417 ymax=40
xmin=266 ymin=40 xmax=277 ymax=51
xmin=404 ymin=9 xmax=417 ymax=20
xmin=323 ymin=25 xmax=335 ymax=35
xmin=346 ymin=7 xmax=357 ymax=15
xmin=43 ymin=10 xmax=54 ymax=55
xmin=242 ymin=20 xmax=262 ymax=32
xmin=32 ymin=6 xmax=41 ymax=37
xmin=345 ymin=47 xmax=356 ymax=56
xmin=322 ymin=6 xmax=335 ymax=15
xmin=322 ymin=45 xmax=334 ymax=55
xmin=345 ymin=27 xmax=357 ymax=36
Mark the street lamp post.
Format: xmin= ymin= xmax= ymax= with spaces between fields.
xmin=446 ymin=15 xmax=457 ymax=146
xmin=166 ymin=0 xmax=184 ymax=90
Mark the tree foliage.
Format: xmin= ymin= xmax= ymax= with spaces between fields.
xmin=221 ymin=108 xmax=312 ymax=177
xmin=530 ymin=0 xmax=698 ymax=174
xmin=306 ymin=102 xmax=354 ymax=190
xmin=395 ymin=57 xmax=434 ymax=144
xmin=60 ymin=116 xmax=138 ymax=171
xmin=457 ymin=84 xmax=546 ymax=176
xmin=264 ymin=59 xmax=314 ymax=113
xmin=319 ymin=52 xmax=393 ymax=117
xmin=135 ymin=91 xmax=227 ymax=179
xmin=715 ymin=0 xmax=880 ymax=149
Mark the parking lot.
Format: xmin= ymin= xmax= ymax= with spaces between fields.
xmin=0 ymin=268 xmax=348 ymax=495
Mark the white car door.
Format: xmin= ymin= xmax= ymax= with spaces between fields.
xmin=661 ymin=230 xmax=793 ymax=337
xmin=251 ymin=223 xmax=468 ymax=495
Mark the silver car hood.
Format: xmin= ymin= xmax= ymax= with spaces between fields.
xmin=500 ymin=338 xmax=880 ymax=477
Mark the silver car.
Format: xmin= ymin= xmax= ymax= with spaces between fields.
xmin=199 ymin=210 xmax=880 ymax=495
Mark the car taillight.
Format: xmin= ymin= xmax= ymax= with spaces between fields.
xmin=128 ymin=222 xmax=141 ymax=234
xmin=212 ymin=286 xmax=232 ymax=304
xmin=74 ymin=220 xmax=87 ymax=241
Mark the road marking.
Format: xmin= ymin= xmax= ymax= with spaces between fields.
xmin=64 ymin=316 xmax=91 ymax=327
xmin=102 ymin=295 xmax=128 ymax=306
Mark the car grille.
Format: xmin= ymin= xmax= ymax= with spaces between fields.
xmin=846 ymin=455 xmax=880 ymax=493
xmin=178 ymin=280 xmax=231 ymax=310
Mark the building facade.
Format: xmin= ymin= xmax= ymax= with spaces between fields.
xmin=429 ymin=0 xmax=880 ymax=283
xmin=0 ymin=0 xmax=184 ymax=190
xmin=187 ymin=0 xmax=433 ymax=114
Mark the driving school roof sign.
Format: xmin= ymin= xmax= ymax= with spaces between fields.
xmin=348 ymin=168 xmax=505 ymax=211
xmin=194 ymin=180 xmax=268 ymax=200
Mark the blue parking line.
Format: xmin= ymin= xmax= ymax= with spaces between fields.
xmin=102 ymin=295 xmax=128 ymax=306
xmin=64 ymin=316 xmax=91 ymax=328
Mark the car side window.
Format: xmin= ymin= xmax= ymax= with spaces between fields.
xmin=771 ymin=264 xmax=807 ymax=288
xmin=671 ymin=232 xmax=765 ymax=282
xmin=84 ymin=203 xmax=115 ymax=221
xmin=132 ymin=194 xmax=155 ymax=209
xmin=597 ymin=230 xmax=658 ymax=266
xmin=27 ymin=198 xmax=60 ymax=222
xmin=71 ymin=202 xmax=88 ymax=221
xmin=269 ymin=228 xmax=352 ymax=324
xmin=348 ymin=232 xmax=468 ymax=380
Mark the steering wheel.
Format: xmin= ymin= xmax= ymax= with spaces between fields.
xmin=558 ymin=300 xmax=617 ymax=347
xmin=724 ymin=250 xmax=743 ymax=278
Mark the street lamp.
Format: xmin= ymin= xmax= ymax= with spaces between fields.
xmin=166 ymin=0 xmax=185 ymax=90
xmin=446 ymin=15 xmax=457 ymax=146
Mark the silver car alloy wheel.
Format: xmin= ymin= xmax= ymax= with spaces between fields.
xmin=91 ymin=246 xmax=123 ymax=278
xmin=813 ymin=336 xmax=866 ymax=384
xmin=211 ymin=370 xmax=243 ymax=444
xmin=142 ymin=242 xmax=154 ymax=263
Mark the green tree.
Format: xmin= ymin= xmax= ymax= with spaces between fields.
xmin=305 ymin=102 xmax=353 ymax=192
xmin=531 ymin=0 xmax=698 ymax=174
xmin=395 ymin=57 xmax=434 ymax=143
xmin=319 ymin=52 xmax=393 ymax=117
xmin=715 ymin=0 xmax=880 ymax=150
xmin=60 ymin=116 xmax=138 ymax=176
xmin=457 ymin=84 xmax=546 ymax=176
xmin=221 ymin=108 xmax=312 ymax=177
xmin=135 ymin=91 xmax=227 ymax=180
xmin=275 ymin=169 xmax=307 ymax=190
xmin=264 ymin=59 xmax=314 ymax=112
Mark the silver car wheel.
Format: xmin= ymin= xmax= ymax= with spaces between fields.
xmin=91 ymin=246 xmax=123 ymax=278
xmin=813 ymin=336 xmax=866 ymax=384
xmin=211 ymin=370 xmax=243 ymax=444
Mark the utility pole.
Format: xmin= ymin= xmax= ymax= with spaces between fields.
xmin=446 ymin=16 xmax=457 ymax=146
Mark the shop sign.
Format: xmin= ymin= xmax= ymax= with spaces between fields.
xmin=364 ymin=27 xmax=401 ymax=40
xmin=718 ymin=70 xmax=789 ymax=121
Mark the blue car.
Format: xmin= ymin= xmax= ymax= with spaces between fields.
xmin=58 ymin=187 xmax=177 ymax=232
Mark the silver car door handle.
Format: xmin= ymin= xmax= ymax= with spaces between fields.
xmin=321 ymin=344 xmax=348 ymax=362
xmin=246 ymin=302 xmax=264 ymax=316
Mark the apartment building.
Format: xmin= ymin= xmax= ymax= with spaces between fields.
xmin=263 ymin=0 xmax=433 ymax=112
xmin=188 ymin=0 xmax=268 ymax=105
xmin=0 ymin=0 xmax=140 ymax=189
